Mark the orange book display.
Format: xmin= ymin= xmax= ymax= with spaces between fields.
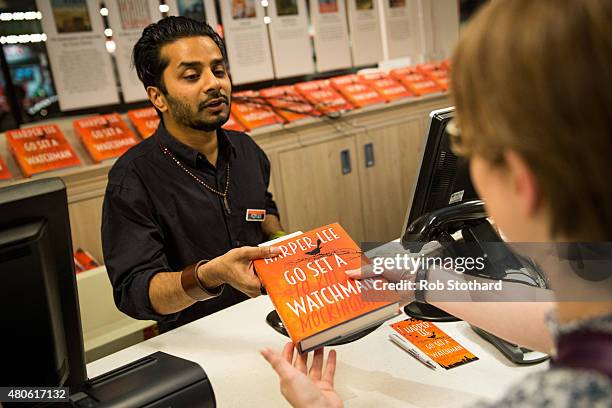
xmin=390 ymin=66 xmax=443 ymax=96
xmin=295 ymin=80 xmax=354 ymax=115
xmin=74 ymin=113 xmax=140 ymax=163
xmin=358 ymin=72 xmax=413 ymax=102
xmin=254 ymin=223 xmax=400 ymax=353
xmin=390 ymin=319 xmax=479 ymax=369
xmin=222 ymin=114 xmax=247 ymax=132
xmin=5 ymin=124 xmax=81 ymax=177
xmin=127 ymin=107 xmax=160 ymax=139
xmin=0 ymin=155 xmax=12 ymax=180
xmin=259 ymin=86 xmax=319 ymax=122
xmin=329 ymin=74 xmax=386 ymax=108
xmin=417 ymin=62 xmax=450 ymax=91
xmin=230 ymin=91 xmax=284 ymax=130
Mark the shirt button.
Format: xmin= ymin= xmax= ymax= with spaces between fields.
xmin=235 ymin=240 xmax=241 ymax=247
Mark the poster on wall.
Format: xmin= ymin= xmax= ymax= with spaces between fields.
xmin=105 ymin=0 xmax=165 ymax=103
xmin=218 ymin=0 xmax=275 ymax=85
xmin=309 ymin=0 xmax=352 ymax=72
xmin=346 ymin=0 xmax=384 ymax=66
xmin=35 ymin=0 xmax=119 ymax=110
xmin=171 ymin=0 xmax=218 ymax=30
xmin=379 ymin=0 xmax=418 ymax=60
xmin=266 ymin=0 xmax=314 ymax=78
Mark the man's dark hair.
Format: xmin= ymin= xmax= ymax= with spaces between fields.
xmin=132 ymin=16 xmax=227 ymax=94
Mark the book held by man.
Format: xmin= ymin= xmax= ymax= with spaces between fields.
xmin=5 ymin=124 xmax=81 ymax=177
xmin=254 ymin=223 xmax=400 ymax=353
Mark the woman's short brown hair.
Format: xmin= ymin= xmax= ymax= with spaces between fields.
xmin=451 ymin=0 xmax=612 ymax=241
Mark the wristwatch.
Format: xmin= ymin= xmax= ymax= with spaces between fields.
xmin=181 ymin=260 xmax=223 ymax=301
xmin=414 ymin=264 xmax=429 ymax=304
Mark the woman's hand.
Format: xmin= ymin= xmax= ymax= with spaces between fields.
xmin=261 ymin=343 xmax=343 ymax=408
xmin=346 ymin=262 xmax=416 ymax=307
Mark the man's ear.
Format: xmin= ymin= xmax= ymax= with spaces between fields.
xmin=147 ymin=86 xmax=168 ymax=113
xmin=504 ymin=150 xmax=540 ymax=217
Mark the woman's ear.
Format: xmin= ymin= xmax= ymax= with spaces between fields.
xmin=147 ymin=86 xmax=167 ymax=113
xmin=504 ymin=150 xmax=540 ymax=217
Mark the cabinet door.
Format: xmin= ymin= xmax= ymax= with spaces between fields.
xmin=356 ymin=118 xmax=425 ymax=242
xmin=278 ymin=138 xmax=364 ymax=241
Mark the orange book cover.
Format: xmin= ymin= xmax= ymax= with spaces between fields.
xmin=330 ymin=74 xmax=386 ymax=108
xmin=254 ymin=223 xmax=400 ymax=353
xmin=358 ymin=72 xmax=413 ymax=102
xmin=417 ymin=63 xmax=450 ymax=91
xmin=259 ymin=86 xmax=319 ymax=122
xmin=222 ymin=113 xmax=247 ymax=132
xmin=390 ymin=319 xmax=479 ymax=369
xmin=127 ymin=107 xmax=160 ymax=139
xmin=295 ymin=80 xmax=354 ymax=114
xmin=390 ymin=67 xmax=443 ymax=96
xmin=73 ymin=248 xmax=100 ymax=273
xmin=0 ymin=155 xmax=12 ymax=180
xmin=5 ymin=124 xmax=81 ymax=177
xmin=74 ymin=113 xmax=140 ymax=163
xmin=231 ymin=91 xmax=284 ymax=130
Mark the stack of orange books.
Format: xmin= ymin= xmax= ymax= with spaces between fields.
xmin=329 ymin=74 xmax=386 ymax=108
xmin=390 ymin=66 xmax=443 ymax=96
xmin=358 ymin=72 xmax=413 ymax=102
xmin=127 ymin=107 xmax=160 ymax=139
xmin=417 ymin=62 xmax=450 ymax=91
xmin=295 ymin=80 xmax=354 ymax=114
xmin=5 ymin=124 xmax=81 ymax=177
xmin=74 ymin=113 xmax=140 ymax=163
xmin=259 ymin=85 xmax=319 ymax=123
xmin=0 ymin=156 xmax=12 ymax=180
xmin=222 ymin=114 xmax=247 ymax=132
xmin=230 ymin=90 xmax=284 ymax=130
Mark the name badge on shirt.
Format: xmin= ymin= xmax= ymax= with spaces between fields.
xmin=246 ymin=209 xmax=266 ymax=222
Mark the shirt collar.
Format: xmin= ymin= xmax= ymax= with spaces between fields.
xmin=155 ymin=123 xmax=237 ymax=169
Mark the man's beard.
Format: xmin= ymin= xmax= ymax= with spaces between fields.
xmin=165 ymin=92 xmax=230 ymax=132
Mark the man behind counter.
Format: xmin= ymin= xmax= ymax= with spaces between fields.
xmin=102 ymin=17 xmax=283 ymax=333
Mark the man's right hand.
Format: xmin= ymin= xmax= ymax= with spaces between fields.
xmin=198 ymin=246 xmax=280 ymax=298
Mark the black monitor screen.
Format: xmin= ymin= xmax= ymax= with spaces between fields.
xmin=402 ymin=107 xmax=479 ymax=235
xmin=0 ymin=178 xmax=86 ymax=388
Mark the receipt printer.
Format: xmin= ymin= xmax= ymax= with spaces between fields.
xmin=69 ymin=352 xmax=216 ymax=407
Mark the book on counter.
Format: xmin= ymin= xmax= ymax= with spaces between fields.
xmin=329 ymin=74 xmax=387 ymax=108
xmin=390 ymin=67 xmax=444 ymax=96
xmin=222 ymin=113 xmax=247 ymax=132
xmin=390 ymin=319 xmax=479 ymax=370
xmin=73 ymin=248 xmax=100 ymax=274
xmin=231 ymin=90 xmax=284 ymax=130
xmin=0 ymin=155 xmax=12 ymax=180
xmin=254 ymin=223 xmax=400 ymax=353
xmin=127 ymin=107 xmax=160 ymax=139
xmin=73 ymin=113 xmax=140 ymax=163
xmin=358 ymin=72 xmax=413 ymax=102
xmin=295 ymin=80 xmax=354 ymax=115
xmin=5 ymin=124 xmax=81 ymax=177
xmin=260 ymin=86 xmax=319 ymax=123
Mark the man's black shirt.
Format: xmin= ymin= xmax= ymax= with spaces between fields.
xmin=102 ymin=124 xmax=279 ymax=332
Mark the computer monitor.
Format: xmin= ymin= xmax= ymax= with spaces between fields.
xmin=401 ymin=106 xmax=478 ymax=240
xmin=0 ymin=178 xmax=87 ymax=388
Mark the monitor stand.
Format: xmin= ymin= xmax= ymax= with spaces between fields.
xmin=403 ymin=302 xmax=460 ymax=322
